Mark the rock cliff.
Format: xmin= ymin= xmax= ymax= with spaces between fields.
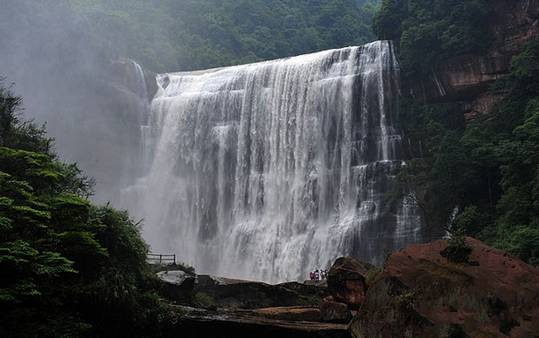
xmin=409 ymin=0 xmax=539 ymax=118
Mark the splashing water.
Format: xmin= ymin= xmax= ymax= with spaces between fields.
xmin=121 ymin=41 xmax=424 ymax=283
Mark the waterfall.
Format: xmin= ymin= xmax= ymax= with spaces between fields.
xmin=122 ymin=41 xmax=423 ymax=283
xmin=128 ymin=59 xmax=154 ymax=175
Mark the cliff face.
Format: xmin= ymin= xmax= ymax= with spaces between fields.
xmin=409 ymin=0 xmax=539 ymax=118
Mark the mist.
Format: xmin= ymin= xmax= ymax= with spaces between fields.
xmin=0 ymin=0 xmax=149 ymax=204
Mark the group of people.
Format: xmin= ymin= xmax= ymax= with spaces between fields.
xmin=309 ymin=269 xmax=328 ymax=281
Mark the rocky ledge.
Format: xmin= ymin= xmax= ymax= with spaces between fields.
xmin=156 ymin=238 xmax=539 ymax=338
xmin=174 ymin=306 xmax=349 ymax=338
xmin=156 ymin=271 xmax=349 ymax=337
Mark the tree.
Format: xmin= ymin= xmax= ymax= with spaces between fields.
xmin=0 ymin=82 xmax=174 ymax=336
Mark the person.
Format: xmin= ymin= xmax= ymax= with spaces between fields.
xmin=315 ymin=269 xmax=320 ymax=281
xmin=309 ymin=271 xmax=314 ymax=281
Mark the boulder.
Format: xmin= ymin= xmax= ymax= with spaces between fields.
xmin=327 ymin=257 xmax=372 ymax=310
xmin=350 ymin=238 xmax=539 ymax=338
xmin=157 ymin=270 xmax=196 ymax=303
xmin=319 ymin=299 xmax=352 ymax=323
xmin=158 ymin=270 xmax=190 ymax=284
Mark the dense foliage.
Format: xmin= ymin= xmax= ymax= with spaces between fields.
xmin=399 ymin=39 xmax=539 ymax=266
xmin=0 ymin=84 xmax=174 ymax=337
xmin=374 ymin=0 xmax=492 ymax=75
xmin=374 ymin=0 xmax=538 ymax=265
xmin=67 ymin=0 xmax=379 ymax=71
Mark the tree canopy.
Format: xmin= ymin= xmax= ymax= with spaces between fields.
xmin=66 ymin=0 xmax=379 ymax=71
xmin=374 ymin=0 xmax=492 ymax=75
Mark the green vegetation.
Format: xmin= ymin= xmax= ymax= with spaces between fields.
xmin=0 ymin=83 xmax=175 ymax=337
xmin=66 ymin=0 xmax=379 ymax=71
xmin=441 ymin=232 xmax=472 ymax=264
xmin=397 ymin=38 xmax=539 ymax=266
xmin=374 ymin=0 xmax=492 ymax=75
xmin=375 ymin=0 xmax=538 ymax=266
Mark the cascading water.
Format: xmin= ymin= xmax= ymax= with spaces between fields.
xmin=121 ymin=41 xmax=423 ymax=283
xmin=128 ymin=59 xmax=154 ymax=175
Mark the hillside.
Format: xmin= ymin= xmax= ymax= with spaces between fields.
xmin=68 ymin=0 xmax=380 ymax=71
xmin=375 ymin=0 xmax=539 ymax=266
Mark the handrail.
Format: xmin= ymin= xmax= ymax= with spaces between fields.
xmin=147 ymin=253 xmax=176 ymax=265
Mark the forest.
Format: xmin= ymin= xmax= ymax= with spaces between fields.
xmin=67 ymin=0 xmax=379 ymax=71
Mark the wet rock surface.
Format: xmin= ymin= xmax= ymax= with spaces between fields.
xmin=350 ymin=238 xmax=539 ymax=338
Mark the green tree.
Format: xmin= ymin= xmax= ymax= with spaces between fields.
xmin=0 ymin=83 xmax=174 ymax=337
xmin=64 ymin=0 xmax=379 ymax=71
xmin=374 ymin=0 xmax=492 ymax=75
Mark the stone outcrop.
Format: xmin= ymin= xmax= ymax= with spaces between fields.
xmin=327 ymin=257 xmax=372 ymax=310
xmin=410 ymin=0 xmax=539 ymax=117
xmin=349 ymin=238 xmax=539 ymax=338
xmin=157 ymin=270 xmax=196 ymax=303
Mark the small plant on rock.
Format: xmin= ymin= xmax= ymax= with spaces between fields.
xmin=441 ymin=216 xmax=473 ymax=264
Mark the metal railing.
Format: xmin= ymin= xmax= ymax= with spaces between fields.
xmin=147 ymin=253 xmax=176 ymax=265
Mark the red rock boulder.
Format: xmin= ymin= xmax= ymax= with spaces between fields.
xmin=327 ymin=257 xmax=372 ymax=310
xmin=350 ymin=237 xmax=539 ymax=338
